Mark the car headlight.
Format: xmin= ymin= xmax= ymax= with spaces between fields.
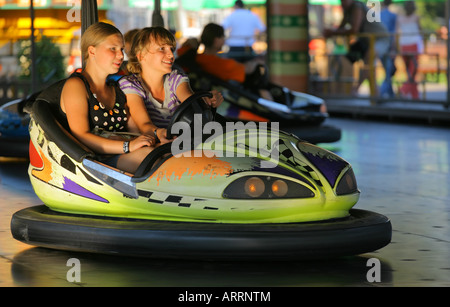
xmin=223 ymin=176 xmax=315 ymax=199
xmin=244 ymin=177 xmax=265 ymax=198
xmin=271 ymin=179 xmax=288 ymax=197
xmin=335 ymin=168 xmax=358 ymax=195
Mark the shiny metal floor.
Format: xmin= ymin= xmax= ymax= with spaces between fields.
xmin=1 ymin=117 xmax=449 ymax=287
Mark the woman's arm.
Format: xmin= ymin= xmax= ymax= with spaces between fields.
xmin=126 ymin=93 xmax=158 ymax=135
xmin=61 ymin=78 xmax=153 ymax=154
xmin=174 ymin=80 xmax=195 ymax=103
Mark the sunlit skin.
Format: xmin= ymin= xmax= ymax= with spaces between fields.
xmin=140 ymin=41 xmax=176 ymax=76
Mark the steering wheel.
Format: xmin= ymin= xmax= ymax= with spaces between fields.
xmin=166 ymin=91 xmax=214 ymax=139
xmin=133 ymin=91 xmax=215 ymax=179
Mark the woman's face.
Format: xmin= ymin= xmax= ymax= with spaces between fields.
xmin=140 ymin=38 xmax=174 ymax=74
xmin=213 ymin=35 xmax=226 ymax=51
xmin=91 ymin=33 xmax=124 ymax=74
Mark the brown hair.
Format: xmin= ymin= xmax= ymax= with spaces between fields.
xmin=124 ymin=28 xmax=140 ymax=45
xmin=200 ymin=23 xmax=225 ymax=48
xmin=81 ymin=22 xmax=123 ymax=67
xmin=127 ymin=27 xmax=177 ymax=74
xmin=404 ymin=0 xmax=416 ymax=16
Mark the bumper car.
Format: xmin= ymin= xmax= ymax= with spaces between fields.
xmin=0 ymin=98 xmax=30 ymax=158
xmin=174 ymin=49 xmax=341 ymax=144
xmin=10 ymin=85 xmax=391 ymax=260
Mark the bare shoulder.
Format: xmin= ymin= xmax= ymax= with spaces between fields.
xmin=62 ymin=76 xmax=86 ymax=94
xmin=61 ymin=76 xmax=88 ymax=113
xmin=61 ymin=77 xmax=88 ymax=102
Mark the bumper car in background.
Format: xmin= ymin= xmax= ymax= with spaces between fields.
xmin=174 ymin=49 xmax=341 ymax=144
xmin=0 ymin=98 xmax=30 ymax=158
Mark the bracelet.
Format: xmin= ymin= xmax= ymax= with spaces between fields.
xmin=123 ymin=141 xmax=130 ymax=153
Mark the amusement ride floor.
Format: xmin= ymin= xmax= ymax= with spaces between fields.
xmin=0 ymin=117 xmax=449 ymax=287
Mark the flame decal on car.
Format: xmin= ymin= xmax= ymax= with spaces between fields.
xmin=148 ymin=151 xmax=233 ymax=185
xmin=31 ymin=147 xmax=53 ymax=183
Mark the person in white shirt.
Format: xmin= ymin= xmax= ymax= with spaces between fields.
xmin=397 ymin=0 xmax=422 ymax=99
xmin=222 ymin=0 xmax=266 ymax=62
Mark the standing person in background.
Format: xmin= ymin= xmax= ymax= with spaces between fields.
xmin=323 ymin=0 xmax=390 ymax=97
xmin=397 ymin=0 xmax=422 ymax=99
xmin=222 ymin=0 xmax=266 ymax=62
xmin=380 ymin=0 xmax=397 ymax=98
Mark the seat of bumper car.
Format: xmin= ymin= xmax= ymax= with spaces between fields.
xmin=29 ymin=79 xmax=95 ymax=163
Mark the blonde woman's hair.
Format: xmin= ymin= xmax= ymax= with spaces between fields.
xmin=81 ymin=22 xmax=123 ymax=67
xmin=127 ymin=27 xmax=176 ymax=74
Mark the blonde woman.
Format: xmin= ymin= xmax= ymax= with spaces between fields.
xmin=119 ymin=26 xmax=223 ymax=143
xmin=60 ymin=22 xmax=156 ymax=174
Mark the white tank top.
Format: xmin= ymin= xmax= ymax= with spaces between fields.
xmin=398 ymin=14 xmax=423 ymax=52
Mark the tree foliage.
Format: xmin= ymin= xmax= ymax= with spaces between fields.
xmin=17 ymin=36 xmax=65 ymax=84
xmin=415 ymin=1 xmax=446 ymax=32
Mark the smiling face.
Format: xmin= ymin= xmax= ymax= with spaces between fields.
xmin=127 ymin=27 xmax=177 ymax=75
xmin=140 ymin=39 xmax=175 ymax=75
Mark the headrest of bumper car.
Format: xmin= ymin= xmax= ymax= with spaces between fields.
xmin=32 ymin=99 xmax=95 ymax=163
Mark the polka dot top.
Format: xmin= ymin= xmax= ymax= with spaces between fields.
xmin=71 ymin=72 xmax=128 ymax=132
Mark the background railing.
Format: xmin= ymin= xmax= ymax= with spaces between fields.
xmin=309 ymin=31 xmax=449 ymax=109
